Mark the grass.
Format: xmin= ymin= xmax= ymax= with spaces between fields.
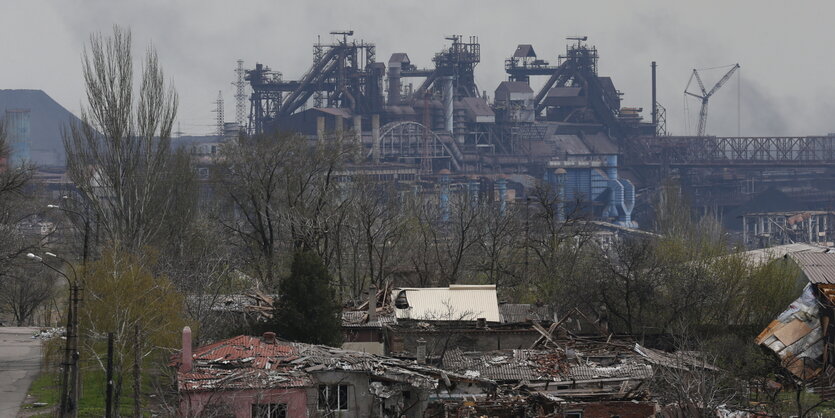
xmin=22 ymin=361 xmax=163 ymax=417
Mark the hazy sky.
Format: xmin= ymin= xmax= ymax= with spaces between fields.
xmin=3 ymin=1 xmax=834 ymax=137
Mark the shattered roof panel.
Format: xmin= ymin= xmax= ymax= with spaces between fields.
xmin=392 ymin=285 xmax=501 ymax=322
xmin=341 ymin=310 xmax=397 ymax=328
xmin=179 ymin=334 xmax=490 ymax=392
xmin=499 ymin=303 xmax=551 ymax=324
xmin=756 ymin=284 xmax=824 ymax=380
xmin=443 ymin=345 xmax=654 ymax=385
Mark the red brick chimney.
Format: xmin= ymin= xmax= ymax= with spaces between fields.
xmin=263 ymin=332 xmax=276 ymax=344
xmin=181 ymin=326 xmax=192 ymax=372
xmin=368 ymin=285 xmax=377 ymax=322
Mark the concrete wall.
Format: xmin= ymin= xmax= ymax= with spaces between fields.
xmin=179 ymin=387 xmax=308 ymax=417
xmin=309 ymin=371 xmax=429 ymax=418
xmin=559 ymin=401 xmax=656 ymax=418
xmin=388 ymin=327 xmax=541 ymax=357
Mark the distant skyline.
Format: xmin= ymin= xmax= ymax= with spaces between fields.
xmin=3 ymin=1 xmax=834 ymax=137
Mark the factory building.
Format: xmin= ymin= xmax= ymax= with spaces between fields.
xmin=242 ymin=33 xmax=648 ymax=226
xmin=239 ymin=31 xmax=835 ymax=232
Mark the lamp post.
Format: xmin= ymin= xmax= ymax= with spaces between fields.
xmin=27 ymin=252 xmax=80 ymax=418
xmin=47 ymin=199 xmax=90 ymax=266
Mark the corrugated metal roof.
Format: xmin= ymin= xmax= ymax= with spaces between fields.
xmin=392 ymin=285 xmax=501 ymax=322
xmin=791 ymin=252 xmax=835 ymax=284
xmin=742 ymin=243 xmax=827 ymax=266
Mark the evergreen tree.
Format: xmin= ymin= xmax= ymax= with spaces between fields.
xmin=270 ymin=251 xmax=342 ymax=346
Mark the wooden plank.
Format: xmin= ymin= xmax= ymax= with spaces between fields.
xmin=755 ymin=320 xmax=786 ymax=345
xmin=773 ymin=319 xmax=813 ymax=347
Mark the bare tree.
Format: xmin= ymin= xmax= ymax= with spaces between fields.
xmin=0 ymin=119 xmax=54 ymax=326
xmin=63 ymin=25 xmax=182 ymax=251
xmin=524 ymin=182 xmax=597 ymax=310
xmin=218 ymin=132 xmax=352 ymax=287
xmin=342 ymin=177 xmax=405 ymax=298
xmin=0 ymin=266 xmax=54 ymax=326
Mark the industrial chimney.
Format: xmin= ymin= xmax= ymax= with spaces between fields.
xmin=181 ymin=326 xmax=192 ymax=372
xmin=368 ymin=285 xmax=377 ymax=322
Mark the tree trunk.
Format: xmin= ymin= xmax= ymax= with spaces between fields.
xmin=133 ymin=324 xmax=141 ymax=417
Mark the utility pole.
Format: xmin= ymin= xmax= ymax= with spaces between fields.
xmin=70 ymin=283 xmax=80 ymax=418
xmin=106 ymin=332 xmax=114 ymax=418
xmin=27 ymin=253 xmax=80 ymax=417
xmin=133 ymin=324 xmax=141 ymax=417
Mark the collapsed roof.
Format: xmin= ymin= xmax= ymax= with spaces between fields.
xmin=176 ymin=334 xmax=491 ymax=392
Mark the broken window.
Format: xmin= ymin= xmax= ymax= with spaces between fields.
xmin=251 ymin=403 xmax=287 ymax=418
xmin=318 ymin=384 xmax=349 ymax=411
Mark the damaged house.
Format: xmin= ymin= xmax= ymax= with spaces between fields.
xmin=756 ymin=251 xmax=835 ymax=398
xmin=342 ymin=284 xmax=558 ymax=358
xmin=174 ymin=328 xmax=493 ymax=417
xmin=430 ymin=334 xmax=712 ymax=417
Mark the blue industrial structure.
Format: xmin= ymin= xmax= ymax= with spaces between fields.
xmin=4 ymin=109 xmax=31 ymax=165
xmin=546 ymin=155 xmax=636 ymax=227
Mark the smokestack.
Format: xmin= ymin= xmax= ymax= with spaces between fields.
xmin=443 ymin=76 xmax=454 ymax=133
xmin=181 ymin=326 xmax=192 ymax=372
xmin=387 ymin=62 xmax=401 ymax=105
xmin=368 ymin=285 xmax=377 ymax=322
xmin=316 ymin=116 xmax=325 ymax=141
xmin=371 ymin=114 xmax=381 ymax=164
xmin=416 ymin=338 xmax=427 ymax=364
xmin=651 ymin=61 xmax=657 ymax=133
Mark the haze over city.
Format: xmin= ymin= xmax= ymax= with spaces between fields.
xmin=3 ymin=1 xmax=835 ymax=136
xmin=4 ymin=2 xmax=835 ymax=417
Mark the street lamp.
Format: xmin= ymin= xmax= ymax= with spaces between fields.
xmin=46 ymin=200 xmax=91 ymax=266
xmin=27 ymin=252 xmax=80 ymax=418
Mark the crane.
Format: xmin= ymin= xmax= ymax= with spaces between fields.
xmin=684 ymin=63 xmax=740 ymax=136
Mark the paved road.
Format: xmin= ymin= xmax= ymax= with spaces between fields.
xmin=0 ymin=327 xmax=41 ymax=418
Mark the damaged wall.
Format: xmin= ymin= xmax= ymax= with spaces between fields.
xmin=388 ymin=325 xmax=541 ymax=358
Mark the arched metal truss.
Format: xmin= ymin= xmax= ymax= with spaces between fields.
xmin=372 ymin=121 xmax=454 ymax=162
